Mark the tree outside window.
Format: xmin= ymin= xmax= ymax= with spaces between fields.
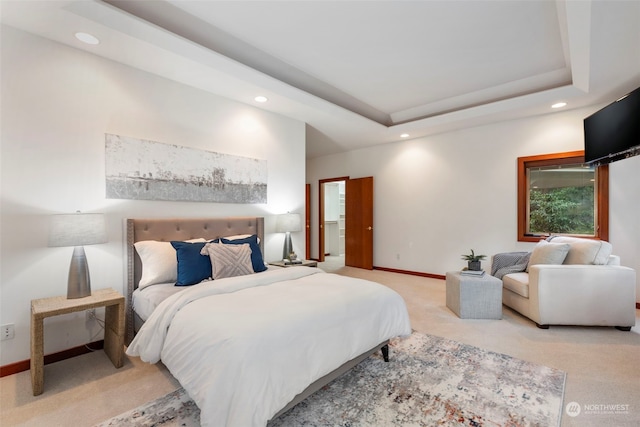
xmin=517 ymin=151 xmax=609 ymax=242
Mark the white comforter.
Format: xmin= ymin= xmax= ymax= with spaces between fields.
xmin=126 ymin=267 xmax=411 ymax=427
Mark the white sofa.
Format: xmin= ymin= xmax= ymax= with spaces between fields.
xmin=494 ymin=237 xmax=636 ymax=330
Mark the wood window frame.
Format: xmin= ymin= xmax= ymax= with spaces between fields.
xmin=517 ymin=150 xmax=609 ymax=242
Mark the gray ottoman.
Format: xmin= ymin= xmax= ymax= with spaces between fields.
xmin=446 ymin=271 xmax=503 ymax=319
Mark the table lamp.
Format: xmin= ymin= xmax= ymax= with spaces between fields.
xmin=275 ymin=213 xmax=301 ymax=261
xmin=49 ymin=212 xmax=107 ymax=299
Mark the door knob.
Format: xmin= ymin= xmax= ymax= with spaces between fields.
xmin=367 ymin=226 xmax=372 ymax=231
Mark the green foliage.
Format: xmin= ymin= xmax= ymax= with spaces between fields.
xmin=461 ymin=249 xmax=486 ymax=262
xmin=529 ymin=186 xmax=594 ymax=235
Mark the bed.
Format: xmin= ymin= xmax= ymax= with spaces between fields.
xmin=124 ymin=217 xmax=411 ymax=427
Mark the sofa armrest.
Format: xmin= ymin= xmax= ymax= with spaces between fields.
xmin=527 ymin=264 xmax=636 ymax=326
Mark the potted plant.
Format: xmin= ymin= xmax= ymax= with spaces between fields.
xmin=461 ymin=249 xmax=486 ymax=271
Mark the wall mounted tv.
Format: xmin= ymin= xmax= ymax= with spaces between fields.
xmin=583 ymin=86 xmax=640 ymax=165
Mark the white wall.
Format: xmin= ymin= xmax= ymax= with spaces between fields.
xmin=307 ymin=107 xmax=640 ymax=300
xmin=0 ymin=26 xmax=306 ymax=365
xmin=609 ymin=154 xmax=640 ymax=296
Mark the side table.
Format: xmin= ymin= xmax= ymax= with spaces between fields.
xmin=269 ymin=260 xmax=318 ymax=268
xmin=30 ymin=288 xmax=125 ymax=395
xmin=446 ymin=271 xmax=503 ymax=319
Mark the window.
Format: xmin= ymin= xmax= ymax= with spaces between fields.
xmin=517 ymin=151 xmax=608 ymax=242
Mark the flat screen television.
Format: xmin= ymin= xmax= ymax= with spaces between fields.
xmin=584 ymin=86 xmax=640 ymax=165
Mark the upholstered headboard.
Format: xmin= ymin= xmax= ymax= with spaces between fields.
xmin=125 ymin=217 xmax=265 ymax=343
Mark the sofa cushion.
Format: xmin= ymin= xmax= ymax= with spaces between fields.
xmin=607 ymin=255 xmax=620 ymax=266
xmin=503 ymin=273 xmax=530 ymax=298
xmin=547 ymin=236 xmax=612 ymax=265
xmin=526 ymin=240 xmax=570 ymax=272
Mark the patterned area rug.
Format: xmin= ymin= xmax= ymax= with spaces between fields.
xmin=97 ymin=332 xmax=566 ymax=427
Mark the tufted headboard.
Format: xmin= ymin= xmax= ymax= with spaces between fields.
xmin=125 ymin=217 xmax=264 ymax=343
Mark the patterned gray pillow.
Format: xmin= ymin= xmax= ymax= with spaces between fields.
xmin=202 ymin=242 xmax=254 ymax=279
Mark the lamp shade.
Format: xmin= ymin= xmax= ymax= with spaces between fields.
xmin=275 ymin=213 xmax=302 ymax=233
xmin=49 ymin=213 xmax=107 ymax=247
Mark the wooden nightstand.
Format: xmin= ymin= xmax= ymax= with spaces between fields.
xmin=269 ymin=260 xmax=318 ymax=268
xmin=30 ymin=288 xmax=125 ymax=395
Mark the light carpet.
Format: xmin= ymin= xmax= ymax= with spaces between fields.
xmin=96 ymin=332 xmax=566 ymax=426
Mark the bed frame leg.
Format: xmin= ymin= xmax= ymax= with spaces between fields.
xmin=381 ymin=344 xmax=389 ymax=362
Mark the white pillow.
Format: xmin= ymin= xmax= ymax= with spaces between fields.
xmin=135 ymin=238 xmax=205 ymax=289
xmin=526 ymin=240 xmax=570 ymax=272
xmin=223 ymin=234 xmax=260 ymax=243
xmin=546 ymin=236 xmax=613 ymax=265
xmin=223 ymin=234 xmax=251 ymax=240
xmin=201 ymin=242 xmax=254 ymax=280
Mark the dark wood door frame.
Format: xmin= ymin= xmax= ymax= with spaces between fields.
xmin=318 ymin=176 xmax=349 ymax=263
xmin=305 ymin=183 xmax=311 ymax=260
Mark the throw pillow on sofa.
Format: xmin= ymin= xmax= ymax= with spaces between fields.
xmin=546 ymin=236 xmax=613 ymax=265
xmin=526 ymin=240 xmax=571 ymax=272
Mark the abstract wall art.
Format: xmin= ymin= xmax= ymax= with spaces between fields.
xmin=105 ymin=134 xmax=267 ymax=203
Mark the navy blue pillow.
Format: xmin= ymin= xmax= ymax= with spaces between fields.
xmin=171 ymin=241 xmax=213 ymax=286
xmin=220 ymin=235 xmax=267 ymax=273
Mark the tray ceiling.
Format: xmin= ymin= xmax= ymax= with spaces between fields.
xmin=1 ymin=0 xmax=639 ymax=157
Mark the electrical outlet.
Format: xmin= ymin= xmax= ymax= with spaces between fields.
xmin=1 ymin=324 xmax=15 ymax=341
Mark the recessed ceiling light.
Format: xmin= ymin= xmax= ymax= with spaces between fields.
xmin=551 ymin=102 xmax=567 ymax=109
xmin=400 ymin=133 xmax=410 ymax=138
xmin=254 ymin=96 xmax=268 ymax=103
xmin=75 ymin=32 xmax=99 ymax=45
